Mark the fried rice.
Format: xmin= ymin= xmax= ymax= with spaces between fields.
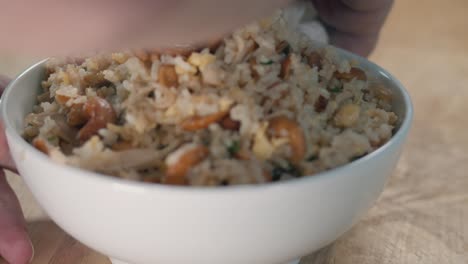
xmin=23 ymin=10 xmax=398 ymax=186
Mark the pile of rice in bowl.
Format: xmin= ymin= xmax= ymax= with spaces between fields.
xmin=23 ymin=12 xmax=398 ymax=186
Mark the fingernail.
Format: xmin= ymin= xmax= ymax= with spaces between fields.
xmin=28 ymin=238 xmax=35 ymax=263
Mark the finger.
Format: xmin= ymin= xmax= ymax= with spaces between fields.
xmin=313 ymin=0 xmax=392 ymax=35
xmin=328 ymin=28 xmax=379 ymax=57
xmin=0 ymin=76 xmax=17 ymax=173
xmin=0 ymin=0 xmax=292 ymax=56
xmin=0 ymin=122 xmax=17 ymax=173
xmin=341 ymin=0 xmax=394 ymax=12
xmin=0 ymin=172 xmax=33 ymax=264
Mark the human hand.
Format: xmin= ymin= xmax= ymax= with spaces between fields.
xmin=312 ymin=0 xmax=394 ymax=56
xmin=0 ymin=0 xmax=392 ymax=57
xmin=0 ymin=0 xmax=291 ymax=56
xmin=0 ymin=75 xmax=34 ymax=264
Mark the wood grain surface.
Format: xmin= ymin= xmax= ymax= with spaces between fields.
xmin=2 ymin=0 xmax=468 ymax=263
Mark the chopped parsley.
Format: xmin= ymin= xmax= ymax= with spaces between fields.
xmin=271 ymin=167 xmax=283 ymax=182
xmin=260 ymin=60 xmax=274 ymax=65
xmin=330 ymin=86 xmax=343 ymax=93
xmin=271 ymin=163 xmax=302 ymax=181
xmin=47 ymin=135 xmax=59 ymax=145
xmin=227 ymin=141 xmax=240 ymax=157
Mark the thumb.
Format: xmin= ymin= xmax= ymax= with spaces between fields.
xmin=0 ymin=122 xmax=17 ymax=173
xmin=0 ymin=75 xmax=17 ymax=172
xmin=0 ymin=172 xmax=34 ymax=264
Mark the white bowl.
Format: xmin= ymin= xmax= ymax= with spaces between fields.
xmin=1 ymin=48 xmax=413 ymax=264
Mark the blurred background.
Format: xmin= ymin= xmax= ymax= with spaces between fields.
xmin=2 ymin=0 xmax=467 ymax=263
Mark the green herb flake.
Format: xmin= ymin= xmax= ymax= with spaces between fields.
xmin=271 ymin=163 xmax=302 ymax=181
xmin=272 ymin=167 xmax=283 ymax=182
xmin=260 ymin=60 xmax=273 ymax=65
xmin=47 ymin=135 xmax=59 ymax=145
xmin=330 ymin=86 xmax=343 ymax=93
xmin=307 ymin=155 xmax=318 ymax=162
xmin=227 ymin=141 xmax=240 ymax=157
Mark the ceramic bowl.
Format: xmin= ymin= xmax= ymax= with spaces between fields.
xmin=1 ymin=47 xmax=413 ymax=264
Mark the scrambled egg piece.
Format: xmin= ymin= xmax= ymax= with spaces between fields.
xmin=111 ymin=53 xmax=129 ymax=64
xmin=219 ymin=98 xmax=234 ymax=112
xmin=174 ymin=57 xmax=197 ymax=75
xmin=253 ymin=122 xmax=288 ymax=160
xmin=188 ymin=53 xmax=216 ymax=69
xmin=58 ymin=71 xmax=70 ymax=85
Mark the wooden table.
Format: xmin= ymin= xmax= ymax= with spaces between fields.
xmin=2 ymin=0 xmax=467 ymax=263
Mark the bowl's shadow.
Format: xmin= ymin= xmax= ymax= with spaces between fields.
xmin=0 ymin=220 xmax=335 ymax=264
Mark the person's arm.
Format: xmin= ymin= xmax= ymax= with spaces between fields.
xmin=313 ymin=0 xmax=394 ymax=56
xmin=0 ymin=0 xmax=291 ymax=56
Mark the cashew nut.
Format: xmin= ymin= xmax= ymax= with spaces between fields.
xmin=165 ymin=145 xmax=209 ymax=185
xmin=180 ymin=111 xmax=228 ymax=131
xmin=268 ymin=116 xmax=306 ymax=164
xmin=78 ymin=97 xmax=117 ymax=142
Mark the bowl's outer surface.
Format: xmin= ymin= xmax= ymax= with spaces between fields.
xmin=1 ymin=50 xmax=413 ymax=264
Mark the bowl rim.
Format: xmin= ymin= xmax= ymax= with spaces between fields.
xmin=1 ymin=48 xmax=414 ymax=194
